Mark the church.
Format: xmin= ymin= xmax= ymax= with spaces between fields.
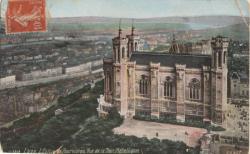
xmin=97 ymin=25 xmax=228 ymax=126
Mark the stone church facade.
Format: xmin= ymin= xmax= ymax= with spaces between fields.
xmin=98 ymin=26 xmax=228 ymax=125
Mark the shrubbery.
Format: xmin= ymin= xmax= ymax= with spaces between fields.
xmin=133 ymin=115 xmax=226 ymax=131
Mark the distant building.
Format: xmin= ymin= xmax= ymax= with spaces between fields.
xmin=230 ymin=72 xmax=249 ymax=99
xmin=233 ymin=49 xmax=249 ymax=58
xmin=0 ymin=75 xmax=16 ymax=89
xmin=169 ymin=34 xmax=180 ymax=53
xmin=98 ymin=25 xmax=229 ymax=126
xmin=206 ymin=134 xmax=249 ymax=154
xmin=63 ymin=63 xmax=91 ymax=75
xmin=200 ymin=133 xmax=213 ymax=154
xmin=63 ymin=59 xmax=104 ymax=75
xmin=91 ymin=59 xmax=103 ymax=67
xmin=170 ymin=37 xmax=212 ymax=55
xmin=146 ymin=38 xmax=158 ymax=50
xmin=16 ymin=67 xmax=63 ymax=81
xmin=190 ymin=40 xmax=212 ymax=55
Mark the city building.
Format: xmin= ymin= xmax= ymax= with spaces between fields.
xmin=169 ymin=37 xmax=212 ymax=55
xmin=230 ymin=72 xmax=249 ymax=99
xmin=63 ymin=62 xmax=91 ymax=75
xmin=16 ymin=67 xmax=63 ymax=81
xmin=98 ymin=25 xmax=229 ymax=126
xmin=187 ymin=40 xmax=212 ymax=55
xmin=0 ymin=75 xmax=16 ymax=89
xmin=200 ymin=133 xmax=249 ymax=154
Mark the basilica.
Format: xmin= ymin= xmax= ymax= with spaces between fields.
xmin=97 ymin=25 xmax=228 ymax=125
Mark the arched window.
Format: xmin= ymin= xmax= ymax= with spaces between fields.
xmin=218 ymin=52 xmax=222 ymax=67
xmin=139 ymin=75 xmax=148 ymax=95
xmin=131 ymin=42 xmax=134 ymax=52
xmin=108 ymin=74 xmax=112 ymax=92
xmin=223 ymin=52 xmax=226 ymax=64
xmin=113 ymin=47 xmax=116 ymax=59
xmin=164 ymin=77 xmax=175 ymax=98
xmin=189 ymin=78 xmax=200 ymax=100
xmin=122 ymin=47 xmax=125 ymax=58
xmin=127 ymin=44 xmax=130 ymax=57
xmin=135 ymin=42 xmax=138 ymax=51
xmin=117 ymin=49 xmax=120 ymax=62
xmin=213 ymin=53 xmax=216 ymax=67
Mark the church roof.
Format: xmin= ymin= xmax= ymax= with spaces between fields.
xmin=130 ymin=52 xmax=211 ymax=68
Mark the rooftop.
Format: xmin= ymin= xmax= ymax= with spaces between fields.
xmin=232 ymin=72 xmax=249 ymax=83
xmin=130 ymin=52 xmax=211 ymax=68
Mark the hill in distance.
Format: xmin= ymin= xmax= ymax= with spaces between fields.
xmin=50 ymin=16 xmax=248 ymax=27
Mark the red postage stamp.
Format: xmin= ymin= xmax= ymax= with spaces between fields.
xmin=5 ymin=0 xmax=47 ymax=34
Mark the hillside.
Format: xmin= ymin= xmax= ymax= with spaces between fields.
xmin=50 ymin=16 xmax=248 ymax=27
xmin=200 ymin=23 xmax=249 ymax=40
xmin=1 ymin=16 xmax=248 ymax=41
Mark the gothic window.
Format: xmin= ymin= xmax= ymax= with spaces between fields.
xmin=164 ymin=77 xmax=175 ymax=98
xmin=189 ymin=78 xmax=200 ymax=100
xmin=127 ymin=46 xmax=130 ymax=57
xmin=139 ymin=75 xmax=148 ymax=95
xmin=135 ymin=42 xmax=138 ymax=51
xmin=113 ymin=47 xmax=116 ymax=59
xmin=122 ymin=47 xmax=125 ymax=58
xmin=223 ymin=52 xmax=226 ymax=64
xmin=108 ymin=74 xmax=112 ymax=92
xmin=218 ymin=52 xmax=222 ymax=67
xmin=117 ymin=49 xmax=120 ymax=62
xmin=213 ymin=53 xmax=216 ymax=67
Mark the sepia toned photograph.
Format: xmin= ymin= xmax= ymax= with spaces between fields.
xmin=0 ymin=0 xmax=249 ymax=153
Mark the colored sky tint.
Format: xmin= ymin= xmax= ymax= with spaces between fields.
xmin=1 ymin=0 xmax=249 ymax=18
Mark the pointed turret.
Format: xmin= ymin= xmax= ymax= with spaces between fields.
xmin=118 ymin=19 xmax=122 ymax=38
xmin=131 ymin=19 xmax=135 ymax=36
xmin=169 ymin=34 xmax=180 ymax=53
xmin=112 ymin=19 xmax=129 ymax=63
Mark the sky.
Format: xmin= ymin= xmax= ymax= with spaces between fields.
xmin=0 ymin=0 xmax=249 ymax=18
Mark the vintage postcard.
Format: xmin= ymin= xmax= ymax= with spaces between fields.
xmin=0 ymin=0 xmax=249 ymax=154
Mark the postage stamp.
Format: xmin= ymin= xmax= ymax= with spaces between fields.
xmin=5 ymin=0 xmax=47 ymax=34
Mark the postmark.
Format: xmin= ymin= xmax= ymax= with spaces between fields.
xmin=5 ymin=0 xmax=47 ymax=34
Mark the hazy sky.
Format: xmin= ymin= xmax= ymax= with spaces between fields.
xmin=1 ymin=0 xmax=249 ymax=18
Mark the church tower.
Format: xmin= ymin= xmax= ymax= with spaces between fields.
xmin=112 ymin=20 xmax=129 ymax=63
xmin=211 ymin=36 xmax=228 ymax=125
xmin=111 ymin=20 xmax=129 ymax=116
xmin=127 ymin=20 xmax=141 ymax=56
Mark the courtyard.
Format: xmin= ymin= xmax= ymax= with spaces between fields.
xmin=113 ymin=118 xmax=207 ymax=147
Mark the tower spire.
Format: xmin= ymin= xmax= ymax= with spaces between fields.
xmin=131 ymin=19 xmax=135 ymax=35
xmin=118 ymin=19 xmax=122 ymax=37
xmin=169 ymin=33 xmax=179 ymax=53
xmin=173 ymin=33 xmax=176 ymax=41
